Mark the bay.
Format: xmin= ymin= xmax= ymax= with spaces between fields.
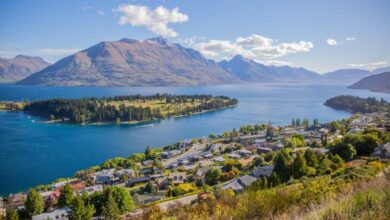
xmin=0 ymin=83 xmax=389 ymax=195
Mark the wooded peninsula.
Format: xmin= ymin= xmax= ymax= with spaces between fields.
xmin=1 ymin=94 xmax=238 ymax=124
xmin=324 ymin=95 xmax=390 ymax=113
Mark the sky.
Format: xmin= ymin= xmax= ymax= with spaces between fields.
xmin=0 ymin=0 xmax=389 ymax=73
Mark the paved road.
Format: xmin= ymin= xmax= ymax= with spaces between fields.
xmin=162 ymin=143 xmax=207 ymax=166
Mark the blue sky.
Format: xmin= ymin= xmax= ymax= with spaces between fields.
xmin=0 ymin=0 xmax=389 ymax=73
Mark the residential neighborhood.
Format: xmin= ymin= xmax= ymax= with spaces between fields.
xmin=1 ymin=112 xmax=389 ymax=219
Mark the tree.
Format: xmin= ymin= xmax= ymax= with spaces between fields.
xmin=273 ymin=149 xmax=293 ymax=182
xmin=5 ymin=209 xmax=19 ymax=220
xmin=292 ymin=153 xmax=308 ymax=179
xmin=145 ymin=146 xmax=154 ymax=160
xmin=69 ymin=195 xmax=95 ymax=220
xmin=344 ymin=133 xmax=380 ymax=156
xmin=329 ymin=141 xmax=356 ymax=161
xmin=106 ymin=187 xmax=134 ymax=214
xmin=58 ymin=184 xmax=74 ymax=207
xmin=102 ymin=191 xmax=120 ymax=220
xmin=266 ymin=121 xmax=274 ymax=140
xmin=317 ymin=157 xmax=333 ymax=175
xmin=145 ymin=181 xmax=158 ymax=193
xmin=329 ymin=121 xmax=339 ymax=133
xmin=204 ymin=168 xmax=221 ymax=186
xmin=25 ymin=189 xmax=44 ymax=217
xmin=304 ymin=150 xmax=319 ymax=167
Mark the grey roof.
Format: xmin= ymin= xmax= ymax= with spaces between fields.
xmin=223 ymin=179 xmax=244 ymax=191
xmin=238 ymin=175 xmax=257 ymax=187
xmin=128 ymin=176 xmax=150 ymax=185
xmin=32 ymin=207 xmax=70 ymax=220
xmin=133 ymin=192 xmax=165 ymax=205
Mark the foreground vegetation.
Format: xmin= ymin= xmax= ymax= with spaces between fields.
xmin=11 ymin=94 xmax=238 ymax=124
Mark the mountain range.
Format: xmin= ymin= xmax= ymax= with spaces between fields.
xmin=0 ymin=55 xmax=50 ymax=82
xmin=18 ymin=37 xmax=237 ymax=86
xmin=349 ymin=72 xmax=390 ymax=93
xmin=6 ymin=37 xmax=390 ymax=87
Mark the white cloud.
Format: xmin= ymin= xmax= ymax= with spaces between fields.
xmin=193 ymin=34 xmax=313 ymax=65
xmin=326 ymin=38 xmax=338 ymax=46
xmin=349 ymin=60 xmax=388 ymax=71
xmin=346 ymin=37 xmax=357 ymax=41
xmin=39 ymin=48 xmax=81 ymax=56
xmin=114 ymin=4 xmax=188 ymax=37
xmin=82 ymin=6 xmax=93 ymax=11
xmin=97 ymin=10 xmax=106 ymax=16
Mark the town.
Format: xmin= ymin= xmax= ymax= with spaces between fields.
xmin=1 ymin=112 xmax=389 ymax=219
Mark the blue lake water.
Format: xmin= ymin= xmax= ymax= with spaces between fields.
xmin=0 ymin=83 xmax=389 ymax=196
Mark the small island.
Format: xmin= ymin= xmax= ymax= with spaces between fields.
xmin=324 ymin=95 xmax=389 ymax=113
xmin=2 ymin=94 xmax=238 ymax=124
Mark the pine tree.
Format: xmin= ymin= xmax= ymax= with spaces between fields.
xmin=102 ymin=191 xmax=120 ymax=220
xmin=25 ymin=189 xmax=44 ymax=217
xmin=58 ymin=184 xmax=74 ymax=207
xmin=69 ymin=195 xmax=95 ymax=220
xmin=292 ymin=153 xmax=308 ymax=179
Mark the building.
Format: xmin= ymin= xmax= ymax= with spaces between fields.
xmin=168 ymin=172 xmax=187 ymax=185
xmin=195 ymin=167 xmax=211 ymax=178
xmin=32 ymin=207 xmax=70 ymax=220
xmin=222 ymin=175 xmax=258 ymax=192
xmin=78 ymin=185 xmax=103 ymax=195
xmin=133 ymin=192 xmax=166 ymax=205
xmin=209 ymin=143 xmax=224 ymax=155
xmin=252 ymin=165 xmax=274 ymax=178
xmin=372 ymin=142 xmax=390 ymax=159
xmin=127 ymin=176 xmax=151 ymax=187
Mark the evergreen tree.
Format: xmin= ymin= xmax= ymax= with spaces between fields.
xmin=25 ymin=189 xmax=44 ymax=217
xmin=58 ymin=184 xmax=74 ymax=207
xmin=292 ymin=153 xmax=308 ymax=179
xmin=273 ymin=149 xmax=293 ymax=182
xmin=106 ymin=187 xmax=134 ymax=214
xmin=69 ymin=195 xmax=95 ymax=220
xmin=102 ymin=191 xmax=120 ymax=220
xmin=304 ymin=150 xmax=319 ymax=167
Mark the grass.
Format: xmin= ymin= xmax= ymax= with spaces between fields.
xmin=107 ymin=98 xmax=228 ymax=117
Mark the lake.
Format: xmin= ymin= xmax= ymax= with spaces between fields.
xmin=0 ymin=83 xmax=389 ymax=196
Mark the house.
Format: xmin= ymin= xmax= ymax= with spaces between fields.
xmin=51 ymin=179 xmax=79 ymax=189
xmin=238 ymin=149 xmax=252 ymax=157
xmin=127 ymin=176 xmax=151 ymax=187
xmin=165 ymin=163 xmax=178 ymax=169
xmin=142 ymin=160 xmax=154 ymax=167
xmin=209 ymin=144 xmax=224 ymax=155
xmin=78 ymin=185 xmax=103 ymax=195
xmin=6 ymin=193 xmax=26 ymax=208
xmin=168 ymin=172 xmax=187 ymax=184
xmin=244 ymin=145 xmax=258 ymax=152
xmin=371 ymin=142 xmax=390 ymax=159
xmin=195 ymin=167 xmax=211 ymax=178
xmin=228 ymin=153 xmax=241 ymax=159
xmin=252 ymin=165 xmax=274 ymax=178
xmin=116 ymin=169 xmax=135 ymax=178
xmin=257 ymin=147 xmax=272 ymax=154
xmin=91 ymin=169 xmax=116 ymax=185
xmin=237 ymin=175 xmax=257 ymax=188
xmin=32 ymin=207 xmax=70 ymax=220
xmin=254 ymin=138 xmax=267 ymax=144
xmin=133 ymin=192 xmax=166 ymax=205
xmin=223 ymin=179 xmax=244 ymax=192
xmin=213 ymin=156 xmax=225 ymax=163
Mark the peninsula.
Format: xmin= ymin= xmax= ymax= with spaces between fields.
xmin=1 ymin=94 xmax=238 ymax=124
